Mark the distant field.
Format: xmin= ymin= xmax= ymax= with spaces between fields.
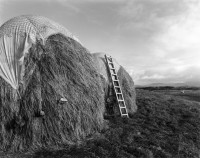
xmin=152 ymin=90 xmax=200 ymax=103
xmin=136 ymin=86 xmax=200 ymax=103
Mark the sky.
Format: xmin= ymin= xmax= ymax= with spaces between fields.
xmin=0 ymin=0 xmax=200 ymax=85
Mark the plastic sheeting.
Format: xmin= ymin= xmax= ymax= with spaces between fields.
xmin=0 ymin=15 xmax=81 ymax=90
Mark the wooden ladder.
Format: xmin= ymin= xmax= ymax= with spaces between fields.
xmin=105 ymin=55 xmax=129 ymax=118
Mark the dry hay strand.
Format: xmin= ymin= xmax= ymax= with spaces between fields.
xmin=0 ymin=34 xmax=105 ymax=152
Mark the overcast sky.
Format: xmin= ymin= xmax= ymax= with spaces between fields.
xmin=0 ymin=0 xmax=200 ymax=85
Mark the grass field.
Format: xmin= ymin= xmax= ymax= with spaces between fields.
xmin=158 ymin=90 xmax=200 ymax=103
xmin=1 ymin=89 xmax=200 ymax=158
xmin=150 ymin=90 xmax=200 ymax=103
xmin=137 ymin=86 xmax=200 ymax=103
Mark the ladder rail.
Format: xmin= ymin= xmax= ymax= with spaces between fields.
xmin=105 ymin=55 xmax=129 ymax=117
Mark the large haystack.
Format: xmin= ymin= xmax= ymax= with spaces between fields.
xmin=0 ymin=34 xmax=105 ymax=151
xmin=0 ymin=15 xmax=106 ymax=151
xmin=92 ymin=53 xmax=137 ymax=115
xmin=0 ymin=15 xmax=137 ymax=152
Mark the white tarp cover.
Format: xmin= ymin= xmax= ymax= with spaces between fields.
xmin=0 ymin=15 xmax=81 ymax=90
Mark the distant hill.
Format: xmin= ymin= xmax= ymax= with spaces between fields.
xmin=136 ymin=82 xmax=200 ymax=87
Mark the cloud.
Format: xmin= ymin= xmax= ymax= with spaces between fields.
xmin=132 ymin=58 xmax=200 ymax=85
xmin=157 ymin=1 xmax=200 ymax=51
xmin=141 ymin=74 xmax=165 ymax=80
xmin=117 ymin=0 xmax=200 ymax=85
xmin=44 ymin=0 xmax=126 ymax=4
xmin=54 ymin=0 xmax=81 ymax=13
xmin=118 ymin=0 xmax=189 ymax=35
xmin=62 ymin=0 xmax=126 ymax=2
xmin=152 ymin=1 xmax=200 ymax=69
xmin=133 ymin=66 xmax=200 ymax=85
xmin=0 ymin=0 xmax=4 ymax=25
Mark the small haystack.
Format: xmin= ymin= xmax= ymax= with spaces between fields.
xmin=92 ymin=53 xmax=137 ymax=115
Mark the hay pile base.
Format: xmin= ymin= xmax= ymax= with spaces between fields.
xmin=0 ymin=34 xmax=105 ymax=151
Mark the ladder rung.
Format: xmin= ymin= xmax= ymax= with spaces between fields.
xmin=112 ymin=74 xmax=117 ymax=76
xmin=113 ymin=80 xmax=119 ymax=82
xmin=118 ymin=99 xmax=124 ymax=101
xmin=110 ymin=69 xmax=115 ymax=71
xmin=121 ymin=111 xmax=128 ymax=115
xmin=121 ymin=111 xmax=128 ymax=114
xmin=119 ymin=102 xmax=125 ymax=107
xmin=117 ymin=93 xmax=123 ymax=97
xmin=112 ymin=75 xmax=118 ymax=80
xmin=110 ymin=72 xmax=116 ymax=75
xmin=116 ymin=92 xmax=122 ymax=95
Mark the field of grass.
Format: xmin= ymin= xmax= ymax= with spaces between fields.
xmin=148 ymin=89 xmax=200 ymax=103
xmin=1 ymin=89 xmax=200 ymax=158
xmin=137 ymin=86 xmax=200 ymax=103
xmin=161 ymin=90 xmax=200 ymax=103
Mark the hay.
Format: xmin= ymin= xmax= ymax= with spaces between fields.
xmin=92 ymin=53 xmax=137 ymax=115
xmin=0 ymin=34 xmax=137 ymax=152
xmin=0 ymin=34 xmax=105 ymax=151
xmin=117 ymin=66 xmax=137 ymax=113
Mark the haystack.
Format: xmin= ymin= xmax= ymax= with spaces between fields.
xmin=92 ymin=53 xmax=137 ymax=115
xmin=0 ymin=15 xmax=137 ymax=152
xmin=0 ymin=15 xmax=105 ymax=151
